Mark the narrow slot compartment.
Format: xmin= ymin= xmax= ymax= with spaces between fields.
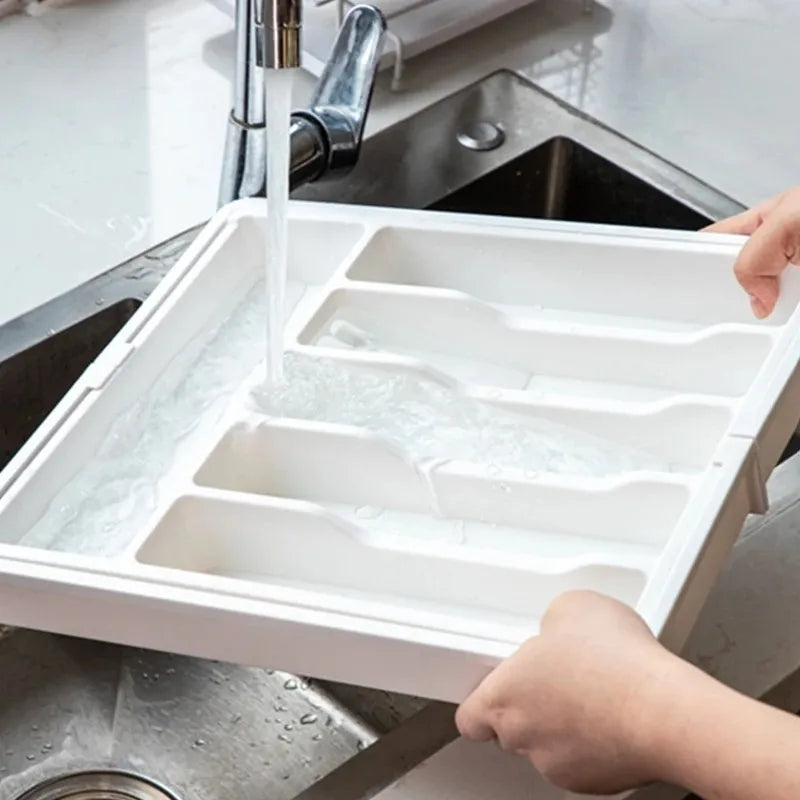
xmin=479 ymin=397 xmax=733 ymax=471
xmin=195 ymin=420 xmax=689 ymax=555
xmin=301 ymin=288 xmax=773 ymax=400
xmin=136 ymin=494 xmax=649 ymax=637
xmin=346 ymin=225 xmax=800 ymax=329
xmin=196 ymin=420 xmax=431 ymax=514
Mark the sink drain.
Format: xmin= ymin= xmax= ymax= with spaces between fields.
xmin=15 ymin=772 xmax=179 ymax=800
xmin=456 ymin=121 xmax=505 ymax=152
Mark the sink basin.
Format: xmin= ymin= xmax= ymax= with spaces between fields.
xmin=0 ymin=300 xmax=141 ymax=472
xmin=430 ymin=135 xmax=712 ymax=229
xmin=0 ymin=71 xmax=758 ymax=799
xmin=296 ymin=71 xmax=739 ymax=227
xmin=0 ymin=626 xmax=425 ymax=800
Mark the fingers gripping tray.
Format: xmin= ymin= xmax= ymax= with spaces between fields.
xmin=1 ymin=200 xmax=799 ymax=702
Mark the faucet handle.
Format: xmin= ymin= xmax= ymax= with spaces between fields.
xmin=296 ymin=4 xmax=387 ymax=175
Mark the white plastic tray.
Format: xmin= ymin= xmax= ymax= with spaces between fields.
xmin=1 ymin=200 xmax=799 ymax=702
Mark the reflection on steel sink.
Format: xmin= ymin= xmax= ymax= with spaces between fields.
xmin=430 ymin=135 xmax=713 ymax=229
xmin=0 ymin=627 xmax=426 ymax=800
xmin=0 ymin=69 xmax=761 ymax=799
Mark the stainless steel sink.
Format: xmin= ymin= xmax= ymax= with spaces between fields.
xmin=0 ymin=70 xmax=753 ymax=800
xmin=430 ymin=135 xmax=713 ymax=229
xmin=296 ymin=70 xmax=741 ymax=225
xmin=0 ymin=627 xmax=434 ymax=800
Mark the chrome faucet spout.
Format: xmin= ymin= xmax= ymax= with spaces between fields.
xmin=295 ymin=4 xmax=386 ymax=176
xmin=219 ymin=2 xmax=386 ymax=206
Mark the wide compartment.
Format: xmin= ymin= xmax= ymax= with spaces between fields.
xmin=0 ymin=200 xmax=799 ymax=701
xmin=136 ymin=492 xmax=649 ymax=643
xmin=299 ymin=286 xmax=775 ymax=398
xmin=346 ymin=225 xmax=796 ymax=329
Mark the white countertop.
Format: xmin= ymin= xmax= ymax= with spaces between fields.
xmin=4 ymin=2 xmax=800 ymax=798
xmin=3 ymin=0 xmax=800 ymax=325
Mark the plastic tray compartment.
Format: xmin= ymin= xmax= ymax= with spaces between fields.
xmin=1 ymin=200 xmax=799 ymax=702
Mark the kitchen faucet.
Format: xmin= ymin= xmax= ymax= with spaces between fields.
xmin=219 ymin=0 xmax=387 ymax=205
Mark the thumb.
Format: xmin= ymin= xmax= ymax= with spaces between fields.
xmin=733 ymin=212 xmax=800 ymax=319
xmin=455 ymin=692 xmax=496 ymax=742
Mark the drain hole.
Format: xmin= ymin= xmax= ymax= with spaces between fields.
xmin=15 ymin=772 xmax=180 ymax=800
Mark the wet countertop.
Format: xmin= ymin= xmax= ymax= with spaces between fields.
xmin=2 ymin=0 xmax=800 ymax=325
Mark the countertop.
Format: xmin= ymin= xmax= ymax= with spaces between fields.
xmin=4 ymin=2 xmax=800 ymax=798
xmin=2 ymin=0 xmax=800 ymax=326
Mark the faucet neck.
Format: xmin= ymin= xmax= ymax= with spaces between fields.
xmin=220 ymin=3 xmax=386 ymax=206
xmin=264 ymin=0 xmax=302 ymax=69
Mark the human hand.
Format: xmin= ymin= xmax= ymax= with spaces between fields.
xmin=455 ymin=591 xmax=679 ymax=796
xmin=704 ymin=186 xmax=800 ymax=319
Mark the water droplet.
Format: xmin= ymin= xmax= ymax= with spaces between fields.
xmin=194 ymin=738 xmax=206 ymax=747
xmin=26 ymin=754 xmax=35 ymax=761
xmin=283 ymin=723 xmax=294 ymax=731
xmin=277 ymin=733 xmax=293 ymax=744
xmin=153 ymin=726 xmax=164 ymax=733
xmin=356 ymin=740 xmax=367 ymax=751
xmin=266 ymin=669 xmax=275 ymax=675
xmin=300 ymin=713 xmax=318 ymax=725
xmin=31 ymin=724 xmax=39 ymax=731
xmin=95 ymin=298 xmax=105 ymax=306
xmin=42 ymin=743 xmax=53 ymax=752
xmin=300 ymin=680 xmax=309 ymax=690
xmin=283 ymin=678 xmax=298 ymax=690
xmin=166 ymin=667 xmax=176 ymax=675
xmin=312 ymin=733 xmax=323 ymax=741
xmin=231 ymin=713 xmax=242 ymax=724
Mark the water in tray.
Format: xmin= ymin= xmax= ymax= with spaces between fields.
xmin=21 ymin=322 xmax=666 ymax=557
xmin=253 ymin=352 xmax=667 ymax=478
xmin=20 ymin=287 xmax=270 ymax=555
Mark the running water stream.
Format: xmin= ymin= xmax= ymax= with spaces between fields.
xmin=264 ymin=69 xmax=295 ymax=385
